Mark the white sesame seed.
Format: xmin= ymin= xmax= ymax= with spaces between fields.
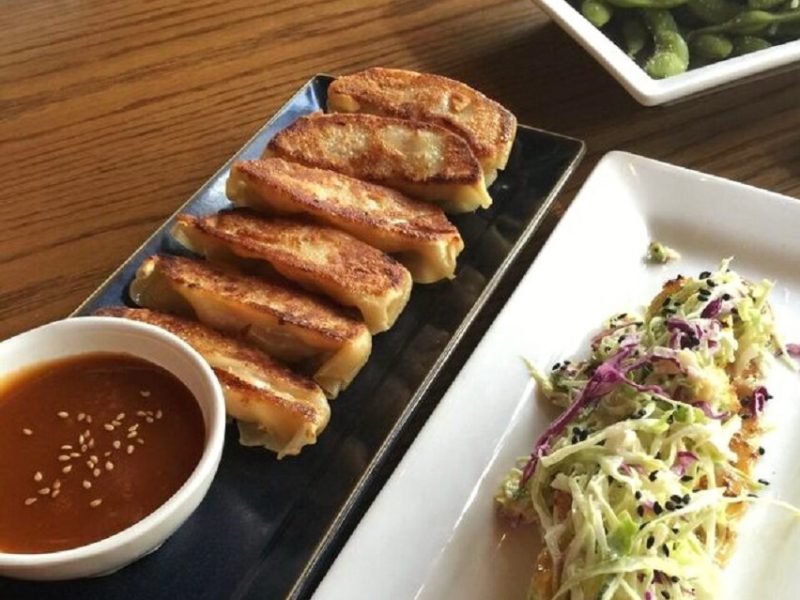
xmin=93 ymin=468 xmax=101 ymax=477
xmin=89 ymin=499 xmax=102 ymax=508
xmin=51 ymin=489 xmax=60 ymax=499
xmin=86 ymin=460 xmax=94 ymax=469
xmin=117 ymin=413 xmax=126 ymax=420
xmin=24 ymin=497 xmax=37 ymax=506
xmin=156 ymin=410 xmax=163 ymax=420
xmin=105 ymin=461 xmax=114 ymax=471
xmin=103 ymin=424 xmax=114 ymax=431
xmin=140 ymin=390 xmax=151 ymax=398
xmin=146 ymin=417 xmax=154 ymax=423
xmin=58 ymin=455 xmax=71 ymax=462
xmin=127 ymin=431 xmax=138 ymax=439
xmin=86 ymin=415 xmax=93 ymax=423
xmin=57 ymin=411 xmax=69 ymax=419
xmin=90 ymin=455 xmax=98 ymax=463
xmin=81 ymin=444 xmax=88 ymax=452
xmin=136 ymin=411 xmax=146 ymax=417
xmin=77 ymin=413 xmax=86 ymax=422
xmin=62 ymin=465 xmax=72 ymax=474
xmin=53 ymin=479 xmax=61 ymax=489
xmin=128 ymin=424 xmax=139 ymax=432
xmin=38 ymin=488 xmax=50 ymax=495
xmin=70 ymin=452 xmax=80 ymax=458
xmin=34 ymin=471 xmax=43 ymax=482
xmin=88 ymin=438 xmax=95 ymax=449
xmin=78 ymin=434 xmax=85 ymax=444
xmin=22 ymin=428 xmax=33 ymax=436
xmin=60 ymin=445 xmax=72 ymax=450
xmin=137 ymin=438 xmax=145 ymax=445
xmin=82 ymin=480 xmax=92 ymax=489
xmin=112 ymin=420 xmax=121 ymax=427
xmin=83 ymin=429 xmax=91 ymax=438
xmin=113 ymin=440 xmax=121 ymax=449
xmin=126 ymin=445 xmax=135 ymax=455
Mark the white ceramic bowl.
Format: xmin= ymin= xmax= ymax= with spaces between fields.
xmin=0 ymin=316 xmax=226 ymax=580
xmin=533 ymin=0 xmax=800 ymax=105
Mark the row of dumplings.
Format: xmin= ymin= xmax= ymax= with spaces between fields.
xmin=99 ymin=68 xmax=518 ymax=458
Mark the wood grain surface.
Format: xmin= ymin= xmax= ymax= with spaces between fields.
xmin=2 ymin=0 xmax=799 ymax=339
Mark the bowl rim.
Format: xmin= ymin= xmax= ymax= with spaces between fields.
xmin=533 ymin=0 xmax=800 ymax=105
xmin=0 ymin=316 xmax=226 ymax=567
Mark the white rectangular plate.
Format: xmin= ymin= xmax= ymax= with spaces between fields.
xmin=533 ymin=0 xmax=800 ymax=106
xmin=312 ymin=151 xmax=800 ymax=600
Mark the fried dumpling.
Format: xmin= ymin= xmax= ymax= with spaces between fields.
xmin=226 ymin=158 xmax=464 ymax=283
xmin=95 ymin=307 xmax=330 ymax=458
xmin=171 ymin=210 xmax=412 ymax=334
xmin=264 ymin=112 xmax=491 ymax=214
xmin=129 ymin=255 xmax=371 ymax=398
xmin=327 ymin=67 xmax=517 ymax=185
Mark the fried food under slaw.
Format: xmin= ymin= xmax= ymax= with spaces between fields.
xmin=495 ymin=259 xmax=797 ymax=600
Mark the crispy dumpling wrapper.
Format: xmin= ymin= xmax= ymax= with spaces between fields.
xmin=264 ymin=112 xmax=491 ymax=214
xmin=172 ymin=209 xmax=412 ymax=334
xmin=226 ymin=158 xmax=464 ymax=283
xmin=95 ymin=307 xmax=330 ymax=458
xmin=128 ymin=254 xmax=371 ymax=398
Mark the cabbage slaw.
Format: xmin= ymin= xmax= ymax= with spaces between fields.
xmin=495 ymin=260 xmax=795 ymax=600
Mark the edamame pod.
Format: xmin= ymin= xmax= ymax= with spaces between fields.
xmin=582 ymin=0 xmax=614 ymax=27
xmin=623 ymin=17 xmax=648 ymax=56
xmin=643 ymin=9 xmax=690 ymax=77
xmin=604 ymin=0 xmax=687 ymax=8
xmin=692 ymin=9 xmax=800 ymax=35
xmin=691 ymin=32 xmax=734 ymax=58
xmin=732 ymin=34 xmax=773 ymax=52
xmin=748 ymin=0 xmax=785 ymax=10
xmin=687 ymin=0 xmax=741 ymax=24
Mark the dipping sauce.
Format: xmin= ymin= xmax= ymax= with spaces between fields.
xmin=0 ymin=352 xmax=205 ymax=554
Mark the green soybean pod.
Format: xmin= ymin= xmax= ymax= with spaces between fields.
xmin=582 ymin=0 xmax=614 ymax=27
xmin=642 ymin=9 xmax=690 ymax=78
xmin=691 ymin=32 xmax=734 ymax=58
xmin=623 ymin=16 xmax=648 ymax=56
xmin=604 ymin=0 xmax=687 ymax=7
xmin=748 ymin=0 xmax=785 ymax=9
xmin=732 ymin=34 xmax=773 ymax=52
xmin=687 ymin=0 xmax=741 ymax=24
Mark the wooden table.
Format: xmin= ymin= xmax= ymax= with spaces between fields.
xmin=2 ymin=0 xmax=799 ymax=339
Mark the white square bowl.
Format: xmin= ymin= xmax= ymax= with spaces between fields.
xmin=533 ymin=0 xmax=800 ymax=105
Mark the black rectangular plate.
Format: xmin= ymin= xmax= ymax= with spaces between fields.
xmin=0 ymin=75 xmax=584 ymax=600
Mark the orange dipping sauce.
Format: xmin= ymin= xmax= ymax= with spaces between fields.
xmin=0 ymin=352 xmax=205 ymax=554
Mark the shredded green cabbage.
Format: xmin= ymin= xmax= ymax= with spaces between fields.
xmin=496 ymin=261 xmax=795 ymax=600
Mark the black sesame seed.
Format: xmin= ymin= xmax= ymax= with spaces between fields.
xmin=637 ymin=505 xmax=645 ymax=517
xmin=653 ymin=502 xmax=663 ymax=515
xmin=722 ymin=293 xmax=731 ymax=301
xmin=639 ymin=522 xmax=648 ymax=531
xmin=671 ymin=528 xmax=679 ymax=535
xmin=662 ymin=297 xmax=671 ymax=307
xmin=682 ymin=494 xmax=690 ymax=504
xmin=649 ymin=471 xmax=658 ymax=482
xmin=663 ymin=544 xmax=670 ymax=557
xmin=552 ymin=362 xmax=561 ymax=371
xmin=758 ymin=447 xmax=766 ymax=456
xmin=758 ymin=479 xmax=770 ymax=486
xmin=670 ymin=494 xmax=683 ymax=504
xmin=662 ymin=590 xmax=671 ymax=599
xmin=699 ymin=271 xmax=711 ymax=279
xmin=670 ymin=575 xmax=680 ymax=583
xmin=665 ymin=501 xmax=675 ymax=511
xmin=707 ymin=280 xmax=717 ymax=288
xmin=748 ymin=493 xmax=758 ymax=498
xmin=646 ymin=536 xmax=655 ymax=549
xmin=681 ymin=475 xmax=693 ymax=482
xmin=635 ymin=491 xmax=643 ymax=500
